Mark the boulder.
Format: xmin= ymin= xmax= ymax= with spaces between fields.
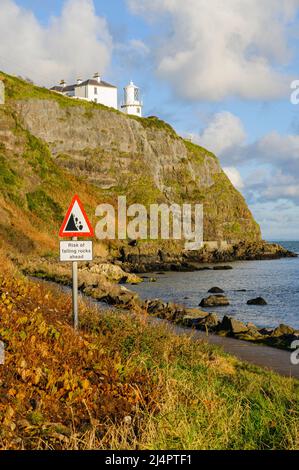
xmin=182 ymin=315 xmax=207 ymax=328
xmin=208 ymin=287 xmax=224 ymax=294
xmin=145 ymin=299 xmax=166 ymax=314
xmin=200 ymin=313 xmax=220 ymax=329
xmin=88 ymin=263 xmax=142 ymax=284
xmin=272 ymin=324 xmax=295 ymax=337
xmin=184 ymin=308 xmax=208 ymax=318
xmin=77 ymin=271 xmax=104 ymax=289
xmin=220 ymin=316 xmax=248 ymax=334
xmin=213 ymin=265 xmax=233 ymax=270
xmin=199 ymin=295 xmax=230 ymax=307
xmin=259 ymin=328 xmax=273 ymax=336
xmin=247 ymin=297 xmax=267 ymax=305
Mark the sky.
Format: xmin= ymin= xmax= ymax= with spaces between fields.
xmin=1 ymin=0 xmax=299 ymax=240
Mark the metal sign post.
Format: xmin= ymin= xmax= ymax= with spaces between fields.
xmin=72 ymin=237 xmax=79 ymax=330
xmin=59 ymin=195 xmax=94 ymax=331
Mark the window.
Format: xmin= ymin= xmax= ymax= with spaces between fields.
xmin=94 ymin=87 xmax=98 ymax=94
xmin=137 ymin=108 xmax=140 ymax=114
xmin=94 ymin=98 xmax=97 ymax=103
xmin=134 ymin=88 xmax=139 ymax=101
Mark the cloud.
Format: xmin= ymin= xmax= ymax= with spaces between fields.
xmin=223 ymin=167 xmax=244 ymax=190
xmin=250 ymin=132 xmax=299 ymax=169
xmin=192 ymin=110 xmax=299 ymax=205
xmin=128 ymin=0 xmax=299 ymax=101
xmin=0 ymin=0 xmax=113 ymax=86
xmin=240 ymin=132 xmax=299 ymax=203
xmin=114 ymin=38 xmax=150 ymax=72
xmin=192 ymin=111 xmax=246 ymax=156
xmin=250 ymin=200 xmax=299 ymax=240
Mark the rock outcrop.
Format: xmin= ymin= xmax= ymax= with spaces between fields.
xmin=199 ymin=295 xmax=230 ymax=307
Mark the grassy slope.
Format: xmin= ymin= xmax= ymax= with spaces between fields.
xmin=0 ymin=252 xmax=298 ymax=450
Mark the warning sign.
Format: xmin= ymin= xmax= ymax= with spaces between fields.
xmin=59 ymin=195 xmax=94 ymax=237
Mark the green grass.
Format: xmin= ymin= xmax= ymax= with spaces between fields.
xmin=184 ymin=139 xmax=219 ymax=164
xmin=26 ymin=189 xmax=63 ymax=223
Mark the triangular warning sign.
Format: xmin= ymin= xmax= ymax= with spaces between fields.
xmin=59 ymin=195 xmax=94 ymax=237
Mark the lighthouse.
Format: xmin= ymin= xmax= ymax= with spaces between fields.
xmin=121 ymin=81 xmax=143 ymax=117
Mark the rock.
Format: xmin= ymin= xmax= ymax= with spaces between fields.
xmin=86 ymin=283 xmax=139 ymax=307
xmin=220 ymin=316 xmax=248 ymax=334
xmin=200 ymin=313 xmax=220 ymax=329
xmin=145 ymin=299 xmax=166 ymax=314
xmin=182 ymin=315 xmax=207 ymax=328
xmin=118 ymin=276 xmax=128 ymax=284
xmin=181 ymin=308 xmax=208 ymax=328
xmin=247 ymin=297 xmax=267 ymax=305
xmin=88 ymin=263 xmax=142 ymax=284
xmin=272 ymin=324 xmax=295 ymax=337
xmin=184 ymin=308 xmax=208 ymax=318
xmin=213 ymin=265 xmax=233 ymax=270
xmin=259 ymin=328 xmax=273 ymax=336
xmin=240 ymin=323 xmax=264 ymax=339
xmin=208 ymin=287 xmax=224 ymax=294
xmin=199 ymin=295 xmax=230 ymax=307
xmin=78 ymin=271 xmax=104 ymax=289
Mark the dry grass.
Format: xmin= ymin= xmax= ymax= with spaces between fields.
xmin=0 ymin=252 xmax=298 ymax=450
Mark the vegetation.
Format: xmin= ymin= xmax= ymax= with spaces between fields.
xmin=0 ymin=253 xmax=298 ymax=450
xmin=184 ymin=139 xmax=218 ymax=164
xmin=26 ymin=190 xmax=63 ymax=223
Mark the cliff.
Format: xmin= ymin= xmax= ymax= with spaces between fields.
xmin=0 ymin=71 xmax=264 ymax=262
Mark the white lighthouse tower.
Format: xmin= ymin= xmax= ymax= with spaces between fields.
xmin=121 ymin=81 xmax=143 ymax=117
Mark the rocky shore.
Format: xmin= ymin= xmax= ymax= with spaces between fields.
xmin=119 ymin=240 xmax=297 ymax=273
xmin=18 ymin=249 xmax=299 ymax=353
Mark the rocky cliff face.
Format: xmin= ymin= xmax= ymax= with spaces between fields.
xmin=13 ymin=98 xmax=261 ymax=243
xmin=0 ymin=72 xmax=262 ymax=262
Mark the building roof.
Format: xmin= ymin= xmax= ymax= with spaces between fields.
xmin=51 ymin=79 xmax=117 ymax=93
xmin=50 ymin=85 xmax=75 ymax=92
xmin=78 ymin=79 xmax=117 ymax=88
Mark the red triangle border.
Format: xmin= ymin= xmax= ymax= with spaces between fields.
xmin=59 ymin=194 xmax=94 ymax=238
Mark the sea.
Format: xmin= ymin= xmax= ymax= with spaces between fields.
xmin=130 ymin=241 xmax=299 ymax=330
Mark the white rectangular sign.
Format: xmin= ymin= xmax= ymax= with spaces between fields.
xmin=60 ymin=240 xmax=93 ymax=261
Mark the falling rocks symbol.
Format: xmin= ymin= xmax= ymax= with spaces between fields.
xmin=65 ymin=213 xmax=84 ymax=232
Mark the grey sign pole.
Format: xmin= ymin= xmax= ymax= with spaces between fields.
xmin=72 ymin=236 xmax=79 ymax=330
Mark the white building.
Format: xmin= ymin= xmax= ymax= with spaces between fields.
xmin=0 ymin=80 xmax=4 ymax=105
xmin=121 ymin=81 xmax=143 ymax=117
xmin=50 ymin=73 xmax=118 ymax=109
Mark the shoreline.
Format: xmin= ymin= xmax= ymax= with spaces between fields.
xmin=119 ymin=240 xmax=297 ymax=273
xmin=16 ymin=240 xmax=299 ymax=355
xmin=30 ymin=276 xmax=299 ymax=379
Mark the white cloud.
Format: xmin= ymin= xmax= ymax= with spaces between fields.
xmin=252 ymin=132 xmax=299 ymax=167
xmin=192 ymin=111 xmax=246 ymax=156
xmin=128 ymin=0 xmax=299 ymax=101
xmin=250 ymin=200 xmax=299 ymax=240
xmin=0 ymin=0 xmax=113 ymax=86
xmin=191 ymin=110 xmax=299 ymax=205
xmin=223 ymin=167 xmax=244 ymax=190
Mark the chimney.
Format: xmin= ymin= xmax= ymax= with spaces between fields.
xmin=77 ymin=78 xmax=82 ymax=85
xmin=93 ymin=72 xmax=101 ymax=83
xmin=60 ymin=80 xmax=66 ymax=88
